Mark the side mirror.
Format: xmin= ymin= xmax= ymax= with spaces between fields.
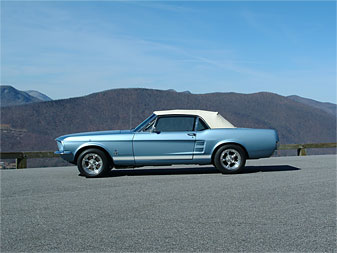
xmin=152 ymin=127 xmax=161 ymax=134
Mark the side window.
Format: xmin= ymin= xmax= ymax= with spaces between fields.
xmin=155 ymin=116 xmax=195 ymax=132
xmin=196 ymin=118 xmax=209 ymax=131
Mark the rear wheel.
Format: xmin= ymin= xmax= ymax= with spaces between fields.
xmin=214 ymin=144 xmax=246 ymax=174
xmin=77 ymin=148 xmax=110 ymax=177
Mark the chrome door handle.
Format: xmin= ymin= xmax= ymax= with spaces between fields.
xmin=187 ymin=133 xmax=196 ymax=136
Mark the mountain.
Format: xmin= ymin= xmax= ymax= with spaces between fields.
xmin=0 ymin=85 xmax=52 ymax=107
xmin=287 ymin=95 xmax=336 ymax=117
xmin=0 ymin=88 xmax=335 ymax=167
xmin=0 ymin=85 xmax=42 ymax=107
xmin=25 ymin=90 xmax=52 ymax=102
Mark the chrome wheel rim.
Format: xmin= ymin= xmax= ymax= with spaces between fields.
xmin=220 ymin=149 xmax=241 ymax=170
xmin=82 ymin=153 xmax=103 ymax=175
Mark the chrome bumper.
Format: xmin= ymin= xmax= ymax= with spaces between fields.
xmin=55 ymin=151 xmax=72 ymax=155
xmin=55 ymin=151 xmax=74 ymax=163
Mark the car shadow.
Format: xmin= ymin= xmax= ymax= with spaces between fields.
xmin=102 ymin=165 xmax=300 ymax=177
xmin=244 ymin=165 xmax=300 ymax=173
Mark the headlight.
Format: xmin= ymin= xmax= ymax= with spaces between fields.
xmin=57 ymin=141 xmax=64 ymax=151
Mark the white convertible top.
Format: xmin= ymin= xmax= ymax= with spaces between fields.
xmin=154 ymin=109 xmax=235 ymax=129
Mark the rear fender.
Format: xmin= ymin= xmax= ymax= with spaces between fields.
xmin=212 ymin=140 xmax=250 ymax=159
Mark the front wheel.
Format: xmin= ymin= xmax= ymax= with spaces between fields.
xmin=214 ymin=145 xmax=246 ymax=174
xmin=77 ymin=148 xmax=110 ymax=177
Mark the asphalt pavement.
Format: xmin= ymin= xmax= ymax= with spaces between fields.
xmin=1 ymin=155 xmax=336 ymax=252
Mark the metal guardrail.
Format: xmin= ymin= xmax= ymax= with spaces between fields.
xmin=0 ymin=151 xmax=59 ymax=169
xmin=0 ymin=143 xmax=336 ymax=169
xmin=278 ymin=142 xmax=337 ymax=156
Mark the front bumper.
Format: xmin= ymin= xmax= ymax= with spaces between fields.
xmin=55 ymin=151 xmax=74 ymax=163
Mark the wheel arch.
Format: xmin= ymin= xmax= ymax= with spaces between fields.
xmin=211 ymin=142 xmax=249 ymax=163
xmin=74 ymin=144 xmax=114 ymax=166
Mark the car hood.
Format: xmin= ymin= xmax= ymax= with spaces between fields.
xmin=56 ymin=130 xmax=133 ymax=141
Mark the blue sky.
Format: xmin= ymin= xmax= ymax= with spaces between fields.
xmin=1 ymin=1 xmax=336 ymax=103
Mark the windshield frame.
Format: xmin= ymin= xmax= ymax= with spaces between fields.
xmin=133 ymin=114 xmax=157 ymax=132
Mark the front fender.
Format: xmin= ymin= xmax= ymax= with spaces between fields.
xmin=74 ymin=142 xmax=114 ymax=160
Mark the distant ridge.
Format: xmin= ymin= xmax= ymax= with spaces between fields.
xmin=25 ymin=90 xmax=52 ymax=102
xmin=0 ymin=85 xmax=52 ymax=107
xmin=288 ymin=95 xmax=336 ymax=117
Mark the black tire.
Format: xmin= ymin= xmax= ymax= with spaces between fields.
xmin=77 ymin=148 xmax=110 ymax=177
xmin=213 ymin=144 xmax=246 ymax=174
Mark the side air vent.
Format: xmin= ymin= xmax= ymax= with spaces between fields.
xmin=194 ymin=140 xmax=205 ymax=153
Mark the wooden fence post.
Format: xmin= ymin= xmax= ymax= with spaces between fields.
xmin=297 ymin=147 xmax=307 ymax=156
xmin=16 ymin=157 xmax=27 ymax=169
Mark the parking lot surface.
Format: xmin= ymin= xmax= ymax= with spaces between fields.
xmin=1 ymin=155 xmax=336 ymax=252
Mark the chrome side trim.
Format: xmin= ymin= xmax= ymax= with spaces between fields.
xmin=193 ymin=154 xmax=211 ymax=159
xmin=135 ymin=155 xmax=192 ymax=160
xmin=113 ymin=154 xmax=211 ymax=161
xmin=113 ymin=156 xmax=134 ymax=161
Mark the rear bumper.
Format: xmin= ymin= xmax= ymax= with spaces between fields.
xmin=55 ymin=151 xmax=74 ymax=163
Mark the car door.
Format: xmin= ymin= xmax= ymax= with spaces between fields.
xmin=133 ymin=115 xmax=196 ymax=165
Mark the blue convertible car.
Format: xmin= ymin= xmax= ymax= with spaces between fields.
xmin=55 ymin=110 xmax=279 ymax=177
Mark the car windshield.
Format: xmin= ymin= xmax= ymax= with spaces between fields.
xmin=133 ymin=114 xmax=156 ymax=132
